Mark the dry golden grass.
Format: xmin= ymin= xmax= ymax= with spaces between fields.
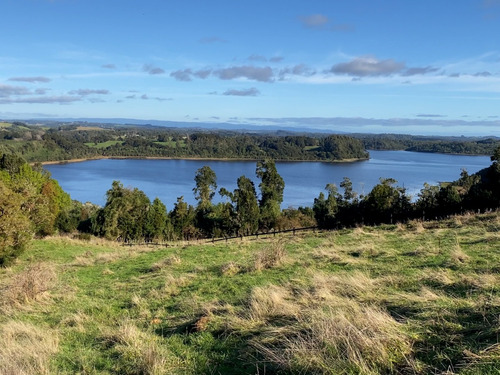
xmin=312 ymin=245 xmax=346 ymax=264
xmin=3 ymin=263 xmax=56 ymax=307
xmin=248 ymin=284 xmax=300 ymax=322
xmin=222 ymin=269 xmax=417 ymax=374
xmin=102 ymin=321 xmax=179 ymax=375
xmin=310 ymin=271 xmax=377 ymax=300
xmin=252 ymin=241 xmax=286 ymax=271
xmin=418 ymin=268 xmax=454 ymax=287
xmin=150 ymin=254 xmax=181 ymax=272
xmin=219 ymin=261 xmax=241 ymax=276
xmin=0 ymin=321 xmax=59 ymax=375
xmin=448 ymin=241 xmax=470 ymax=267
xmin=242 ymin=281 xmax=415 ymax=374
xmin=60 ymin=311 xmax=89 ymax=332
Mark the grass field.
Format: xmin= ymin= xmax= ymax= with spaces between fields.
xmin=0 ymin=122 xmax=12 ymax=128
xmin=1 ymin=213 xmax=500 ymax=374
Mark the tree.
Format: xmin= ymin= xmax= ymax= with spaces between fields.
xmin=313 ymin=184 xmax=339 ymax=229
xmin=144 ymin=197 xmax=170 ymax=241
xmin=170 ymin=196 xmax=196 ymax=239
xmin=93 ymin=181 xmax=151 ymax=241
xmin=233 ymin=176 xmax=259 ymax=235
xmin=256 ymin=160 xmax=285 ymax=230
xmin=193 ymin=166 xmax=217 ymax=207
xmin=340 ymin=177 xmax=358 ymax=203
xmin=416 ymin=183 xmax=440 ymax=220
xmin=0 ymin=181 xmax=33 ymax=266
xmin=363 ymin=178 xmax=410 ymax=224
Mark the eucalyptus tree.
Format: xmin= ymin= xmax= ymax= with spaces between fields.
xmin=193 ymin=166 xmax=217 ymax=208
xmin=256 ymin=159 xmax=284 ymax=230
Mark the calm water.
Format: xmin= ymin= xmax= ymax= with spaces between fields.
xmin=44 ymin=151 xmax=491 ymax=208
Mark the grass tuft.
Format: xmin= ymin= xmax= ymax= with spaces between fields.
xmin=252 ymin=241 xmax=286 ymax=271
xmin=0 ymin=321 xmax=59 ymax=375
xmin=3 ymin=263 xmax=56 ymax=306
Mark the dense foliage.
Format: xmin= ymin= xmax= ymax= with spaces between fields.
xmin=359 ymin=133 xmax=499 ymax=155
xmin=0 ymin=154 xmax=72 ymax=265
xmin=0 ymin=122 xmax=368 ymax=162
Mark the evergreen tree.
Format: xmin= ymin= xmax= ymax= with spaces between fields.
xmin=256 ymin=160 xmax=284 ymax=230
xmin=0 ymin=181 xmax=32 ymax=266
xmin=193 ymin=166 xmax=217 ymax=208
xmin=233 ymin=176 xmax=259 ymax=235
xmin=144 ymin=197 xmax=170 ymax=241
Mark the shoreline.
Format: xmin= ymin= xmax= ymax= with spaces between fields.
xmin=38 ymin=155 xmax=370 ymax=165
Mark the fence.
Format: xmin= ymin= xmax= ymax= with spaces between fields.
xmin=120 ymin=226 xmax=319 ymax=247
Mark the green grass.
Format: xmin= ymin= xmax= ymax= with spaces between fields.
xmin=84 ymin=140 xmax=123 ymax=149
xmin=0 ymin=122 xmax=12 ymax=128
xmin=2 ymin=213 xmax=500 ymax=374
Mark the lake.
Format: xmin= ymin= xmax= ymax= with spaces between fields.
xmin=44 ymin=151 xmax=491 ymax=208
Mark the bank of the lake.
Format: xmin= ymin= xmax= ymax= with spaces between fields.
xmin=44 ymin=150 xmax=491 ymax=209
xmin=39 ymin=155 xmax=368 ymax=166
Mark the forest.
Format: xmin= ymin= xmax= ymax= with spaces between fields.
xmin=1 ymin=144 xmax=500 ymax=265
xmin=0 ymin=122 xmax=368 ymax=163
xmin=1 ymin=121 xmax=499 ymax=166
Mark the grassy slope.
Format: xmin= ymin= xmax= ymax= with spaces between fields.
xmin=1 ymin=213 xmax=500 ymax=374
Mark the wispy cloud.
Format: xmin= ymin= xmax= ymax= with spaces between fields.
xmin=0 ymin=96 xmax=82 ymax=104
xmin=223 ymin=88 xmax=260 ymax=96
xmin=214 ymin=66 xmax=274 ymax=82
xmin=403 ymin=66 xmax=439 ymax=76
xmin=171 ymin=65 xmax=274 ymax=82
xmin=416 ymin=114 xmax=447 ymax=118
xmin=474 ymin=71 xmax=492 ymax=77
xmin=101 ymin=64 xmax=116 ymax=69
xmin=68 ymin=89 xmax=110 ymax=96
xmin=279 ymin=64 xmax=316 ymax=79
xmin=299 ymin=14 xmax=354 ymax=32
xmin=248 ymin=54 xmax=267 ymax=62
xmin=0 ymin=84 xmax=32 ymax=97
xmin=330 ymin=56 xmax=405 ymax=77
xmin=143 ymin=64 xmax=165 ymax=75
xmin=199 ymin=36 xmax=227 ymax=44
xmin=300 ymin=14 xmax=329 ymax=28
xmin=170 ymin=69 xmax=194 ymax=81
xmin=139 ymin=94 xmax=172 ymax=101
xmin=8 ymin=76 xmax=51 ymax=83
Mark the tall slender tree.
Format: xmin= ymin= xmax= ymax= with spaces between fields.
xmin=234 ymin=175 xmax=259 ymax=235
xmin=256 ymin=159 xmax=284 ymax=230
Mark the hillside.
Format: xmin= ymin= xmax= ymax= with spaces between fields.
xmin=1 ymin=212 xmax=500 ymax=374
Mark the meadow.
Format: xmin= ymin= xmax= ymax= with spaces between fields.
xmin=1 ymin=212 xmax=500 ymax=374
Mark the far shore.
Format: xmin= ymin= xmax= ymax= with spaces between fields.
xmin=37 ymin=155 xmax=369 ymax=166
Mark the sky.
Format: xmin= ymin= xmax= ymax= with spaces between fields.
xmin=1 ymin=0 xmax=500 ymax=136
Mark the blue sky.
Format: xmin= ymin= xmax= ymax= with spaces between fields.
xmin=1 ymin=0 xmax=500 ymax=135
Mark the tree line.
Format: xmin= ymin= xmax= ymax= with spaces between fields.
xmin=0 ymin=122 xmax=368 ymax=162
xmin=2 ymin=146 xmax=500 ymax=266
xmin=313 ymin=147 xmax=500 ymax=228
xmin=358 ymin=133 xmax=499 ymax=155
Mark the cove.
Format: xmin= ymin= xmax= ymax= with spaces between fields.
xmin=44 ymin=150 xmax=491 ymax=209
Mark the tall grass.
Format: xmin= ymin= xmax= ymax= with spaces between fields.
xmin=0 ymin=321 xmax=59 ymax=375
